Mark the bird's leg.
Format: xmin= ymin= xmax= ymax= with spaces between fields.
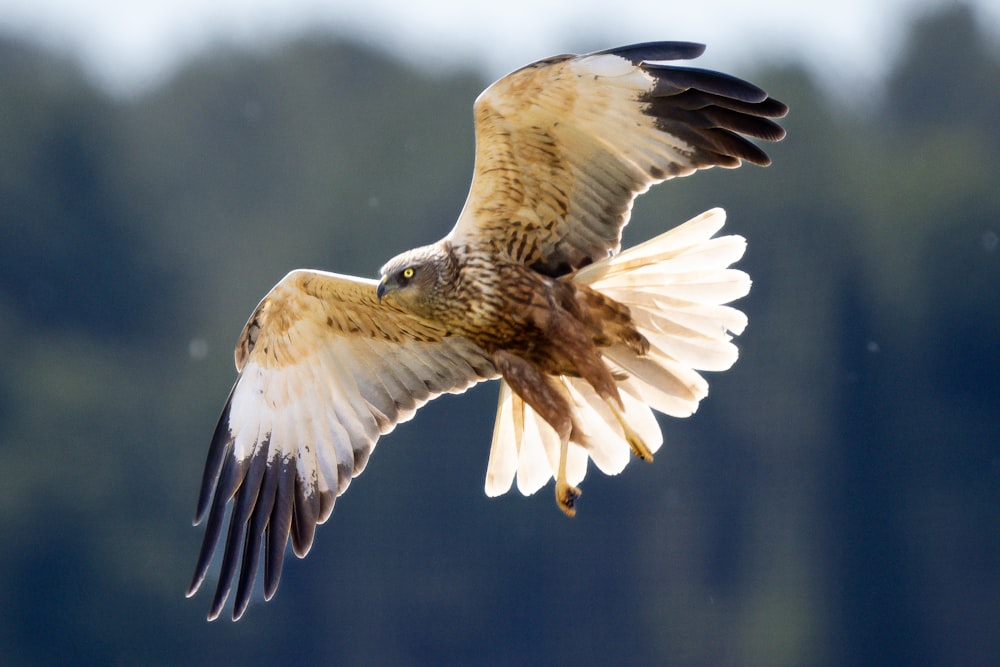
xmin=493 ymin=350 xmax=580 ymax=516
xmin=553 ymin=430 xmax=580 ymax=516
xmin=606 ymin=398 xmax=654 ymax=462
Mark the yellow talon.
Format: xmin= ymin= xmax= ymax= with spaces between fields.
xmin=556 ymin=480 xmax=581 ymax=517
xmin=554 ymin=427 xmax=581 ymax=516
xmin=607 ymin=399 xmax=654 ymax=462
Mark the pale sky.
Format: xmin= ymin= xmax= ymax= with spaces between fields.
xmin=0 ymin=0 xmax=997 ymax=95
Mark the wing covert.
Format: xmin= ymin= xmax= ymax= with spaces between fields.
xmin=187 ymin=270 xmax=496 ymax=620
xmin=448 ymin=41 xmax=786 ymax=276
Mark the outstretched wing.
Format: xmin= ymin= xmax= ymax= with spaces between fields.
xmin=187 ymin=270 xmax=496 ymax=620
xmin=447 ymin=42 xmax=786 ymax=276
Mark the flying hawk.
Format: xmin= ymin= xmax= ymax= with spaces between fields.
xmin=187 ymin=41 xmax=786 ymax=620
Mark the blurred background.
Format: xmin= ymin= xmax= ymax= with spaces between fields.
xmin=1 ymin=1 xmax=998 ymax=665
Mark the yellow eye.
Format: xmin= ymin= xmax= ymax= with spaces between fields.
xmin=402 ymin=267 xmax=415 ymax=279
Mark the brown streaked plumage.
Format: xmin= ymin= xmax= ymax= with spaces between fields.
xmin=188 ymin=41 xmax=786 ymax=620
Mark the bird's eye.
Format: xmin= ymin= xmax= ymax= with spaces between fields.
xmin=402 ymin=267 xmax=415 ymax=280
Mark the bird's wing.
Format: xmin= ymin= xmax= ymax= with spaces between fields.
xmin=187 ymin=269 xmax=496 ymax=620
xmin=447 ymin=42 xmax=786 ymax=276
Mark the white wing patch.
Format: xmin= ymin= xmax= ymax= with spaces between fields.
xmin=485 ymin=208 xmax=749 ymax=496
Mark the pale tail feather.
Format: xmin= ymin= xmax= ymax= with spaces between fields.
xmin=484 ymin=208 xmax=749 ymax=497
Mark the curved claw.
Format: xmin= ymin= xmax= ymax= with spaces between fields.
xmin=556 ymin=480 xmax=581 ymax=517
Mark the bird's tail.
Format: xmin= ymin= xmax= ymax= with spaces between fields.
xmin=484 ymin=208 xmax=750 ymax=497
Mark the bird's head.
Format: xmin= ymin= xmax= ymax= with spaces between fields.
xmin=377 ymin=242 xmax=458 ymax=318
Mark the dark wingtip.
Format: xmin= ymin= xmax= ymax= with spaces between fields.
xmin=595 ymin=41 xmax=706 ymax=64
xmin=640 ymin=59 xmax=787 ymax=169
xmin=769 ymin=98 xmax=790 ymax=120
xmin=232 ymin=532 xmax=262 ymax=621
xmin=186 ymin=463 xmax=238 ymax=601
xmin=647 ymin=65 xmax=771 ymax=104
xmin=185 ymin=577 xmax=202 ymax=599
xmin=263 ymin=526 xmax=286 ymax=602
xmin=578 ymin=41 xmax=791 ymax=174
xmin=263 ymin=459 xmax=295 ymax=600
xmin=206 ymin=601 xmax=223 ymax=622
xmin=207 ymin=493 xmax=259 ymax=622
xmin=194 ymin=393 xmax=236 ymax=524
xmin=290 ymin=475 xmax=320 ymax=558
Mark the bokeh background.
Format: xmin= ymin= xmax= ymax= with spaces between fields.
xmin=1 ymin=2 xmax=998 ymax=665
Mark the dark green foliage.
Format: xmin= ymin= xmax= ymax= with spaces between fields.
xmin=0 ymin=7 xmax=997 ymax=665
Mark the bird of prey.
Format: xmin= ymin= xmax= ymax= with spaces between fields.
xmin=187 ymin=41 xmax=786 ymax=620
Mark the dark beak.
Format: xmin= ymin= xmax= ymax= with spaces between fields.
xmin=376 ymin=279 xmax=387 ymax=302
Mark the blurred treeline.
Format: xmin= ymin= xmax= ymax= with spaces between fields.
xmin=1 ymin=5 xmax=998 ymax=666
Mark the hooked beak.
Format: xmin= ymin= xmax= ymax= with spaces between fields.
xmin=376 ymin=278 xmax=388 ymax=302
